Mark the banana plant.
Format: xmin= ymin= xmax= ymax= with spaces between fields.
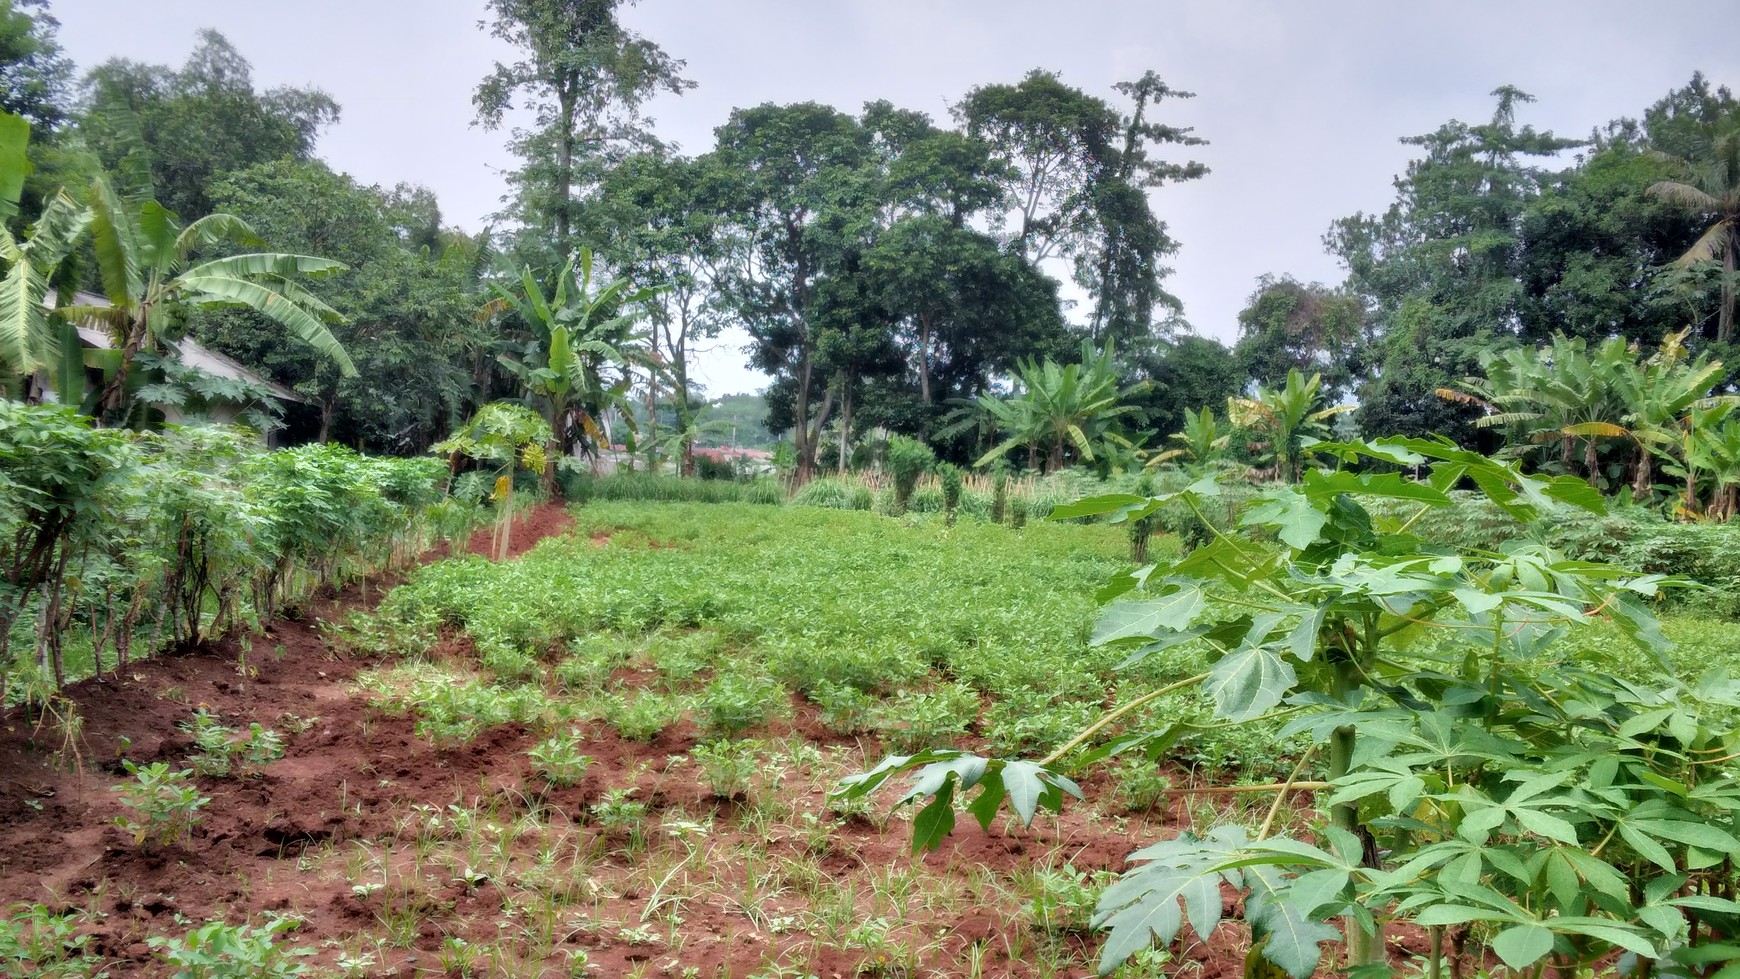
xmin=1228 ymin=369 xmax=1353 ymax=483
xmin=0 ymin=112 xmax=93 ymax=399
xmin=487 ymin=248 xmax=666 ymax=492
xmin=974 ymin=340 xmax=1147 ymax=473
xmin=63 ymin=172 xmax=354 ymax=425
xmin=1146 ymin=406 xmax=1229 ymax=471
xmin=0 ymin=188 xmax=90 ymax=397
xmin=1684 ymin=408 xmax=1740 ymax=521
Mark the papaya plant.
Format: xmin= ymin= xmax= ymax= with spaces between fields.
xmin=837 ymin=436 xmax=1740 ymax=977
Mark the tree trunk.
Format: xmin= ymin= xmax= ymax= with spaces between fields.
xmin=918 ymin=313 xmax=932 ymax=403
xmin=1632 ymin=445 xmax=1653 ymax=498
xmin=1049 ymin=440 xmax=1064 ymax=473
xmin=556 ymin=86 xmax=576 ymax=258
xmin=643 ymin=369 xmax=658 ymax=472
xmin=318 ymin=398 xmax=336 ymax=444
xmin=838 ymin=379 xmax=853 ymax=472
xmin=794 ymin=346 xmax=814 ymax=485
xmin=1721 ymin=235 xmax=1736 ymax=345
xmin=98 ymin=314 xmax=147 ymax=423
xmin=1584 ymin=438 xmax=1600 ymax=488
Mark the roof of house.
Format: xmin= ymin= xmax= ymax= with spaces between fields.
xmin=57 ymin=291 xmax=307 ymax=404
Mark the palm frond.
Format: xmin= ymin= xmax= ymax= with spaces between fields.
xmin=87 ymin=173 xmax=143 ymax=306
xmin=177 ymin=274 xmax=357 ymax=377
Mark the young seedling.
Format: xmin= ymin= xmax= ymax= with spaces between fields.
xmin=112 ymin=760 xmax=210 ymax=849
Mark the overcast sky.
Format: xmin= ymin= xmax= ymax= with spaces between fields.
xmin=56 ymin=1 xmax=1740 ymax=396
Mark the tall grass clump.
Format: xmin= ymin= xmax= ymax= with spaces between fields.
xmin=791 ymin=476 xmax=874 ymax=511
xmin=885 ymin=436 xmax=935 ymax=516
xmin=937 ymin=463 xmax=963 ymax=526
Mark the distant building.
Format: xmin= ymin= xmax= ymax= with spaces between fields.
xmin=27 ymin=292 xmax=305 ymax=441
xmin=694 ymin=446 xmax=773 ymax=465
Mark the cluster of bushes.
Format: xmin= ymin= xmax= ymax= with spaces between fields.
xmin=0 ymin=402 xmax=466 ymax=701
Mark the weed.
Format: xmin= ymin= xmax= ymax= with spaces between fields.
xmin=689 ymin=739 xmax=760 ymax=799
xmin=527 ymin=730 xmax=593 ymax=788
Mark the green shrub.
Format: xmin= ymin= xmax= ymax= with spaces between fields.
xmin=812 ymin=682 xmax=877 ymax=734
xmin=694 ymin=455 xmax=737 ymax=481
xmin=148 ymin=916 xmax=311 ymax=979
xmin=112 ymin=760 xmax=209 ymax=849
xmin=527 ymin=730 xmax=592 ymax=787
xmin=990 ymin=468 xmax=1010 ymax=524
xmin=873 ymin=685 xmax=977 ymax=753
xmin=937 ymin=463 xmax=964 ymax=524
xmin=690 ymin=739 xmax=761 ymax=798
xmin=561 ymin=471 xmax=783 ymax=506
xmin=884 ymin=436 xmax=935 ymax=516
xmin=0 ymin=903 xmax=99 ymax=975
xmin=700 ymin=672 xmax=786 ymax=736
xmin=791 ymin=477 xmax=873 ymax=511
xmin=609 ymin=691 xmax=683 ymax=742
xmin=1024 ymin=864 xmax=1114 ymax=936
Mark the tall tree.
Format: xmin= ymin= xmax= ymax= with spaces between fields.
xmin=586 ymin=151 xmax=725 ymax=474
xmin=1517 ymin=138 xmax=1698 ymax=347
xmin=0 ymin=0 xmax=69 ymax=132
xmin=863 ymin=214 xmax=1066 ymax=408
xmin=474 ymin=0 xmax=692 ymax=263
xmin=78 ymin=30 xmax=339 ymax=221
xmin=1649 ymin=133 xmax=1740 ymax=343
xmin=703 ymin=102 xmax=875 ymax=483
xmin=956 ymin=69 xmax=1117 ymax=264
xmin=958 ymin=69 xmax=1206 ymax=347
xmin=1122 ymin=332 xmax=1243 ymax=438
xmin=1083 ymin=71 xmax=1208 ymax=348
xmin=1328 ymin=87 xmax=1579 ymax=444
xmin=194 ymin=160 xmax=486 ymax=451
xmin=1232 ymin=274 xmax=1365 ymax=395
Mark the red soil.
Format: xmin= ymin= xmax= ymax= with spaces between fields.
xmin=460 ymin=501 xmax=575 ymax=560
xmin=0 ymin=506 xmax=1450 ymax=978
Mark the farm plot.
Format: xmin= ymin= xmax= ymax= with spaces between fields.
xmin=0 ymin=503 xmax=1292 ymax=979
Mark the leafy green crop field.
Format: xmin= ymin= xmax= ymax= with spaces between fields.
xmin=377 ymin=503 xmax=1201 ymax=762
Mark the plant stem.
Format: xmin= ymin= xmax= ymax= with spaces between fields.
xmin=1257 ymin=745 xmax=1319 ymax=841
xmin=1037 ymin=672 xmax=1210 ymax=767
xmin=1178 ymin=781 xmax=1332 ymax=796
xmin=1330 ymin=653 xmax=1379 ymax=966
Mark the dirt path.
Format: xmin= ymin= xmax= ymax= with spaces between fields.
xmin=0 ymin=504 xmax=575 ymax=972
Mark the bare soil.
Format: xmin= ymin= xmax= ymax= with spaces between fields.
xmin=0 ymin=503 xmax=1445 ymax=978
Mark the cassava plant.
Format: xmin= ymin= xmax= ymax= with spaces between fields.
xmin=838 ymin=436 xmax=1731 ymax=978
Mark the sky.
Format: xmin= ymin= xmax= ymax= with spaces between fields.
xmin=55 ymin=1 xmax=1740 ymax=396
